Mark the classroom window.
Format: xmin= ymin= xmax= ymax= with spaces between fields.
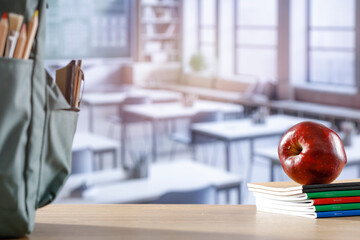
xmin=234 ymin=0 xmax=278 ymax=81
xmin=307 ymin=0 xmax=355 ymax=86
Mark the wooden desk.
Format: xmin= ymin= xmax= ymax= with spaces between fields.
xmin=29 ymin=204 xmax=360 ymax=240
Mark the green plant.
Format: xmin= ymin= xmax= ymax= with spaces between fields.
xmin=189 ymin=53 xmax=207 ymax=72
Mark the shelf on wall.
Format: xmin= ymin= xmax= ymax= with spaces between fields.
xmin=137 ymin=0 xmax=181 ymax=63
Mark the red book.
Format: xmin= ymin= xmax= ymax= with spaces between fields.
xmin=313 ymin=196 xmax=360 ymax=205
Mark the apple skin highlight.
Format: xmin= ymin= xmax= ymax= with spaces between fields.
xmin=278 ymin=121 xmax=347 ymax=185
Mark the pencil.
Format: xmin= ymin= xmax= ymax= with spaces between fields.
xmin=4 ymin=12 xmax=23 ymax=58
xmin=74 ymin=60 xmax=83 ymax=108
xmin=13 ymin=24 xmax=26 ymax=59
xmin=0 ymin=12 xmax=8 ymax=57
xmin=23 ymin=10 xmax=38 ymax=59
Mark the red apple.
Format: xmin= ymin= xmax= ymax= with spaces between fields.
xmin=278 ymin=121 xmax=347 ymax=185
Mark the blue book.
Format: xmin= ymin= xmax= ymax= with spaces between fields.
xmin=317 ymin=209 xmax=360 ymax=218
xmin=256 ymin=206 xmax=360 ymax=218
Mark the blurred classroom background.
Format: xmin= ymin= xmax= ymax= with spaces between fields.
xmin=45 ymin=0 xmax=360 ymax=205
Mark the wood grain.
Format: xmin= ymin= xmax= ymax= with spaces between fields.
xmin=21 ymin=204 xmax=360 ymax=240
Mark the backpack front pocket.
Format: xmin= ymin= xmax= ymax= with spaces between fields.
xmin=36 ymin=78 xmax=78 ymax=208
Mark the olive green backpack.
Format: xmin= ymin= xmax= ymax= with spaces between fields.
xmin=0 ymin=0 xmax=78 ymax=237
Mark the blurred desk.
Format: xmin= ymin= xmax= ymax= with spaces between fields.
xmin=32 ymin=204 xmax=360 ymax=240
xmin=255 ymin=135 xmax=360 ymax=181
xmin=72 ymin=133 xmax=119 ymax=153
xmin=160 ymin=84 xmax=270 ymax=108
xmin=124 ymin=100 xmax=243 ymax=120
xmin=56 ymin=160 xmax=243 ymax=204
xmin=191 ymin=115 xmax=329 ymax=174
xmin=82 ymin=89 xmax=182 ymax=132
xmin=124 ymin=100 xmax=244 ymax=161
xmin=271 ymin=100 xmax=360 ymax=122
xmin=72 ymin=133 xmax=119 ymax=170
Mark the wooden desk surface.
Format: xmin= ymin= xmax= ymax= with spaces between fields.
xmin=27 ymin=204 xmax=360 ymax=240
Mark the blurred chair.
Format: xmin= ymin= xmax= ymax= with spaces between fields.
xmin=253 ymin=146 xmax=283 ymax=182
xmin=170 ymin=111 xmax=223 ymax=162
xmin=107 ymin=96 xmax=150 ymax=169
xmin=152 ymin=185 xmax=216 ymax=204
xmin=107 ymin=96 xmax=150 ymax=137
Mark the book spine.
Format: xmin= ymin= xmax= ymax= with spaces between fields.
xmin=303 ymin=181 xmax=360 ymax=190
xmin=65 ymin=64 xmax=72 ymax=104
xmin=316 ymin=209 xmax=360 ymax=218
xmin=304 ymin=186 xmax=360 ymax=193
xmin=313 ymin=196 xmax=360 ymax=205
xmin=69 ymin=63 xmax=76 ymax=107
xmin=315 ymin=203 xmax=360 ymax=212
xmin=307 ymin=190 xmax=360 ymax=199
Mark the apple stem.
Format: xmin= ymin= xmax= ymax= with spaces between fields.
xmin=289 ymin=143 xmax=303 ymax=155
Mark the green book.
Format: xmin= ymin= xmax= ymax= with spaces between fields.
xmin=307 ymin=190 xmax=360 ymax=199
xmin=315 ymin=203 xmax=360 ymax=212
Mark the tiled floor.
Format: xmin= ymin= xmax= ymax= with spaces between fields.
xmin=74 ymin=104 xmax=359 ymax=204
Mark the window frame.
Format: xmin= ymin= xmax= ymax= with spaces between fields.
xmin=193 ymin=0 xmax=360 ymax=92
xmin=197 ymin=0 xmax=219 ymax=70
xmin=305 ymin=0 xmax=357 ymax=87
xmin=233 ymin=0 xmax=279 ymax=79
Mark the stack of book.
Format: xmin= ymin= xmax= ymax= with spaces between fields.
xmin=248 ymin=179 xmax=360 ymax=218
